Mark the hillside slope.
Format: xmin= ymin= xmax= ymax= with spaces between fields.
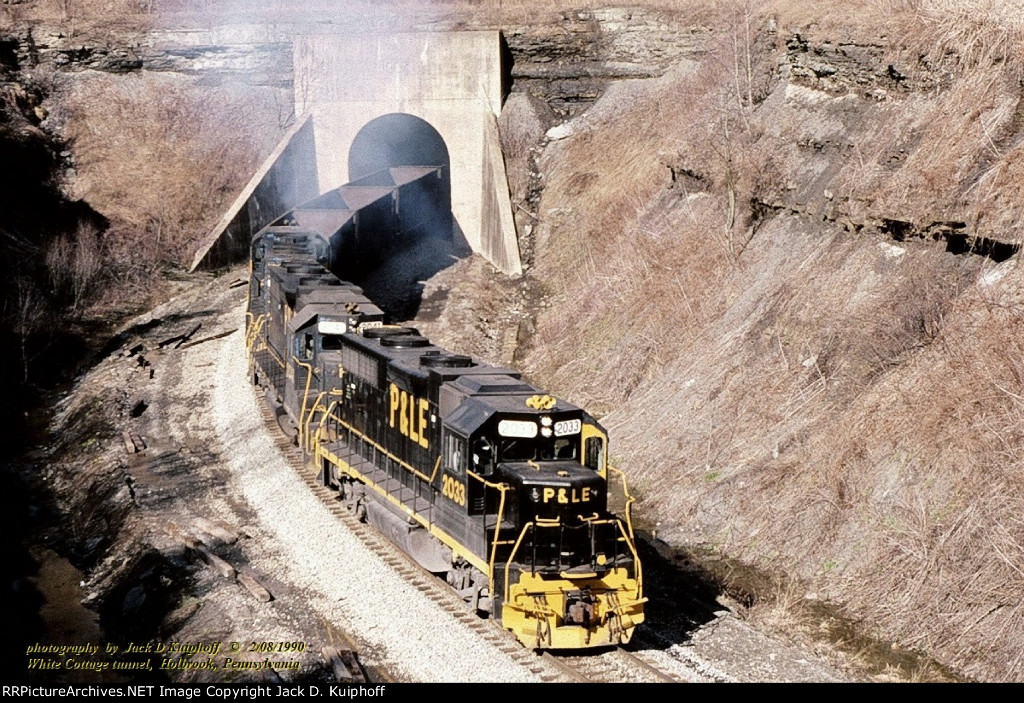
xmin=516 ymin=2 xmax=1024 ymax=683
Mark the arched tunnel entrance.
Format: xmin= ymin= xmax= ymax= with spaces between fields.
xmin=346 ymin=113 xmax=466 ymax=320
xmin=350 ymin=114 xmax=450 ymax=183
xmin=194 ymin=32 xmax=521 ymax=278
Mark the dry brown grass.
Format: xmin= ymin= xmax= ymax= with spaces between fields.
xmin=525 ymin=11 xmax=785 ymax=409
xmin=0 ymin=0 xmax=152 ymax=31
xmin=511 ymin=0 xmax=1024 ymax=682
xmin=45 ymin=220 xmax=103 ymax=311
xmin=56 ymin=72 xmax=282 ymax=271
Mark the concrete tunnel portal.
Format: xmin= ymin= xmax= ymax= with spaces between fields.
xmin=193 ymin=31 xmax=521 ymax=278
xmin=348 ymin=112 xmax=454 ymax=238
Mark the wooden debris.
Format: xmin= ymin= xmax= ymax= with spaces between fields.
xmin=165 ymin=524 xmax=234 ymax=577
xmin=158 ymin=323 xmax=202 ymax=350
xmin=195 ymin=544 xmax=235 ymax=579
xmin=321 ymin=646 xmax=366 ymax=683
xmin=229 ymin=278 xmax=248 ymax=289
xmin=213 ymin=517 xmax=249 ymax=540
xmin=237 ymin=572 xmax=272 ymax=602
xmin=122 ymin=432 xmax=147 ymax=454
xmin=174 ymin=323 xmax=202 ymax=349
xmin=192 ymin=517 xmax=238 ymax=544
xmin=179 ymin=329 xmax=236 ymax=350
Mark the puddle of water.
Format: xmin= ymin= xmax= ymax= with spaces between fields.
xmin=25 ymin=547 xmax=110 ymax=683
xmin=31 ymin=547 xmax=103 ymax=644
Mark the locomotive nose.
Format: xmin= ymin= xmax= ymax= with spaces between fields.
xmin=499 ymin=460 xmax=608 ymax=524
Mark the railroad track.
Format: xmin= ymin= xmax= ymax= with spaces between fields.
xmin=553 ymin=647 xmax=689 ymax=683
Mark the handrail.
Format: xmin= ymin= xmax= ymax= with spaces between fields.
xmin=488 ymin=485 xmax=508 ymax=600
xmin=467 ymin=469 xmax=509 ymax=491
xmin=607 ymin=464 xmax=637 ymax=541
xmin=504 ymin=521 xmax=537 ymax=600
xmin=263 ymin=339 xmax=286 ymax=369
xmin=245 ymin=313 xmax=269 ymax=352
xmin=323 ymin=411 xmax=435 ymax=484
xmin=293 ymin=356 xmax=316 ymax=447
xmin=466 ymin=469 xmax=512 ymax=597
xmin=605 ymin=467 xmax=644 ymax=600
xmin=313 ymin=399 xmax=340 ymax=454
xmin=502 ymin=517 xmax=644 ymax=601
xmin=301 ymin=390 xmax=327 ymax=453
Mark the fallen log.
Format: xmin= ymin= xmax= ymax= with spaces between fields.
xmin=321 ymin=646 xmax=365 ymax=683
xmin=122 ymin=430 xmax=138 ymax=454
xmin=192 ymin=516 xmax=238 ymax=544
xmin=195 ymin=544 xmax=236 ymax=579
xmin=174 ymin=323 xmax=203 ymax=349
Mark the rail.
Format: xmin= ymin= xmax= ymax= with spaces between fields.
xmin=607 ymin=463 xmax=643 ymax=598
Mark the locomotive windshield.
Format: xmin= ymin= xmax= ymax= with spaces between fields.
xmin=498 ymin=436 xmax=578 ymax=462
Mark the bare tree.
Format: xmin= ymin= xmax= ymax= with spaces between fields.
xmin=46 ymin=222 xmax=103 ymax=312
xmin=11 ymin=274 xmax=47 ymax=383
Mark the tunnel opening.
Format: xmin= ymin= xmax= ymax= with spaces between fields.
xmin=349 ymin=113 xmax=451 ymax=212
xmin=345 ymin=113 xmax=464 ymax=321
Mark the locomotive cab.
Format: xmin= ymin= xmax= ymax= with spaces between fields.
xmin=437 ymin=382 xmax=644 ymax=649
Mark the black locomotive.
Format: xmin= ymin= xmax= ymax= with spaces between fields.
xmin=245 ymin=166 xmax=645 ymax=649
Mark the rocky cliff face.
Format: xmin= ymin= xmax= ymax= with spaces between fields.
xmin=514 ymin=8 xmax=1024 ymax=683
xmin=11 ymin=7 xmax=708 ymax=108
xmin=503 ymin=7 xmax=710 ymax=117
xmin=757 ymin=29 xmax=1022 ymax=258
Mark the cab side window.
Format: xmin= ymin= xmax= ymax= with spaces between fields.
xmin=296 ymin=332 xmax=313 ymax=360
xmin=585 ymin=436 xmax=604 ymax=472
xmin=445 ymin=432 xmax=466 ymax=477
